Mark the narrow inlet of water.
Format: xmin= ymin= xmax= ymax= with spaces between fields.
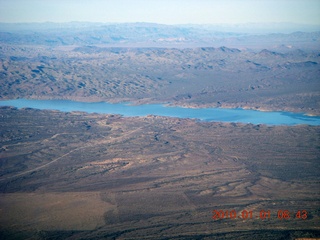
xmin=0 ymin=99 xmax=319 ymax=126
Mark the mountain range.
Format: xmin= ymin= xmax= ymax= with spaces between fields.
xmin=0 ymin=22 xmax=319 ymax=50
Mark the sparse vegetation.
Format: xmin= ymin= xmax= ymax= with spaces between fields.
xmin=0 ymin=22 xmax=319 ymax=239
xmin=0 ymin=45 xmax=319 ymax=115
xmin=0 ymin=108 xmax=319 ymax=239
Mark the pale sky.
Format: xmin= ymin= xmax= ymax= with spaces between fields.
xmin=0 ymin=0 xmax=319 ymax=25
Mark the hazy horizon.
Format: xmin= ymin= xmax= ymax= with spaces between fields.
xmin=1 ymin=21 xmax=319 ymax=35
xmin=0 ymin=0 xmax=319 ymax=25
xmin=0 ymin=21 xmax=319 ymax=26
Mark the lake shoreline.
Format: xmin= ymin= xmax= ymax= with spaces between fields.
xmin=0 ymin=96 xmax=319 ymax=117
xmin=1 ymin=98 xmax=319 ymax=126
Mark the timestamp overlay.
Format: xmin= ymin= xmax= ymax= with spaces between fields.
xmin=212 ymin=209 xmax=308 ymax=220
xmin=210 ymin=201 xmax=320 ymax=237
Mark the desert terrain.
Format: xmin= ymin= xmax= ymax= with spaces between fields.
xmin=0 ymin=23 xmax=319 ymax=239
xmin=0 ymin=45 xmax=319 ymax=116
xmin=0 ymin=23 xmax=319 ymax=115
xmin=0 ymin=107 xmax=319 ymax=239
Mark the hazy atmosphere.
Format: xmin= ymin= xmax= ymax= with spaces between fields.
xmin=0 ymin=0 xmax=319 ymax=240
xmin=0 ymin=0 xmax=320 ymax=25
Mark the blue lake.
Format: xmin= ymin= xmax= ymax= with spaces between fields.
xmin=0 ymin=99 xmax=319 ymax=126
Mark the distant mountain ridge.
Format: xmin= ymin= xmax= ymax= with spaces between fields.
xmin=1 ymin=22 xmax=319 ymax=32
xmin=0 ymin=22 xmax=319 ymax=50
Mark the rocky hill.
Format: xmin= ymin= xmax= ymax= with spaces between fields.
xmin=0 ymin=42 xmax=319 ymax=114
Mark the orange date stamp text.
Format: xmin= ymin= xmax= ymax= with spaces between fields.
xmin=212 ymin=209 xmax=308 ymax=220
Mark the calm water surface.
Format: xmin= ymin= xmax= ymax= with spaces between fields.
xmin=0 ymin=99 xmax=319 ymax=126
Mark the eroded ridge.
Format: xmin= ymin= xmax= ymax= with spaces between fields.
xmin=0 ymin=107 xmax=319 ymax=239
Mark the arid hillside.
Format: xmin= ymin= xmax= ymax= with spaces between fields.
xmin=1 ymin=44 xmax=319 ymax=114
xmin=0 ymin=107 xmax=319 ymax=239
xmin=0 ymin=23 xmax=319 ymax=240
